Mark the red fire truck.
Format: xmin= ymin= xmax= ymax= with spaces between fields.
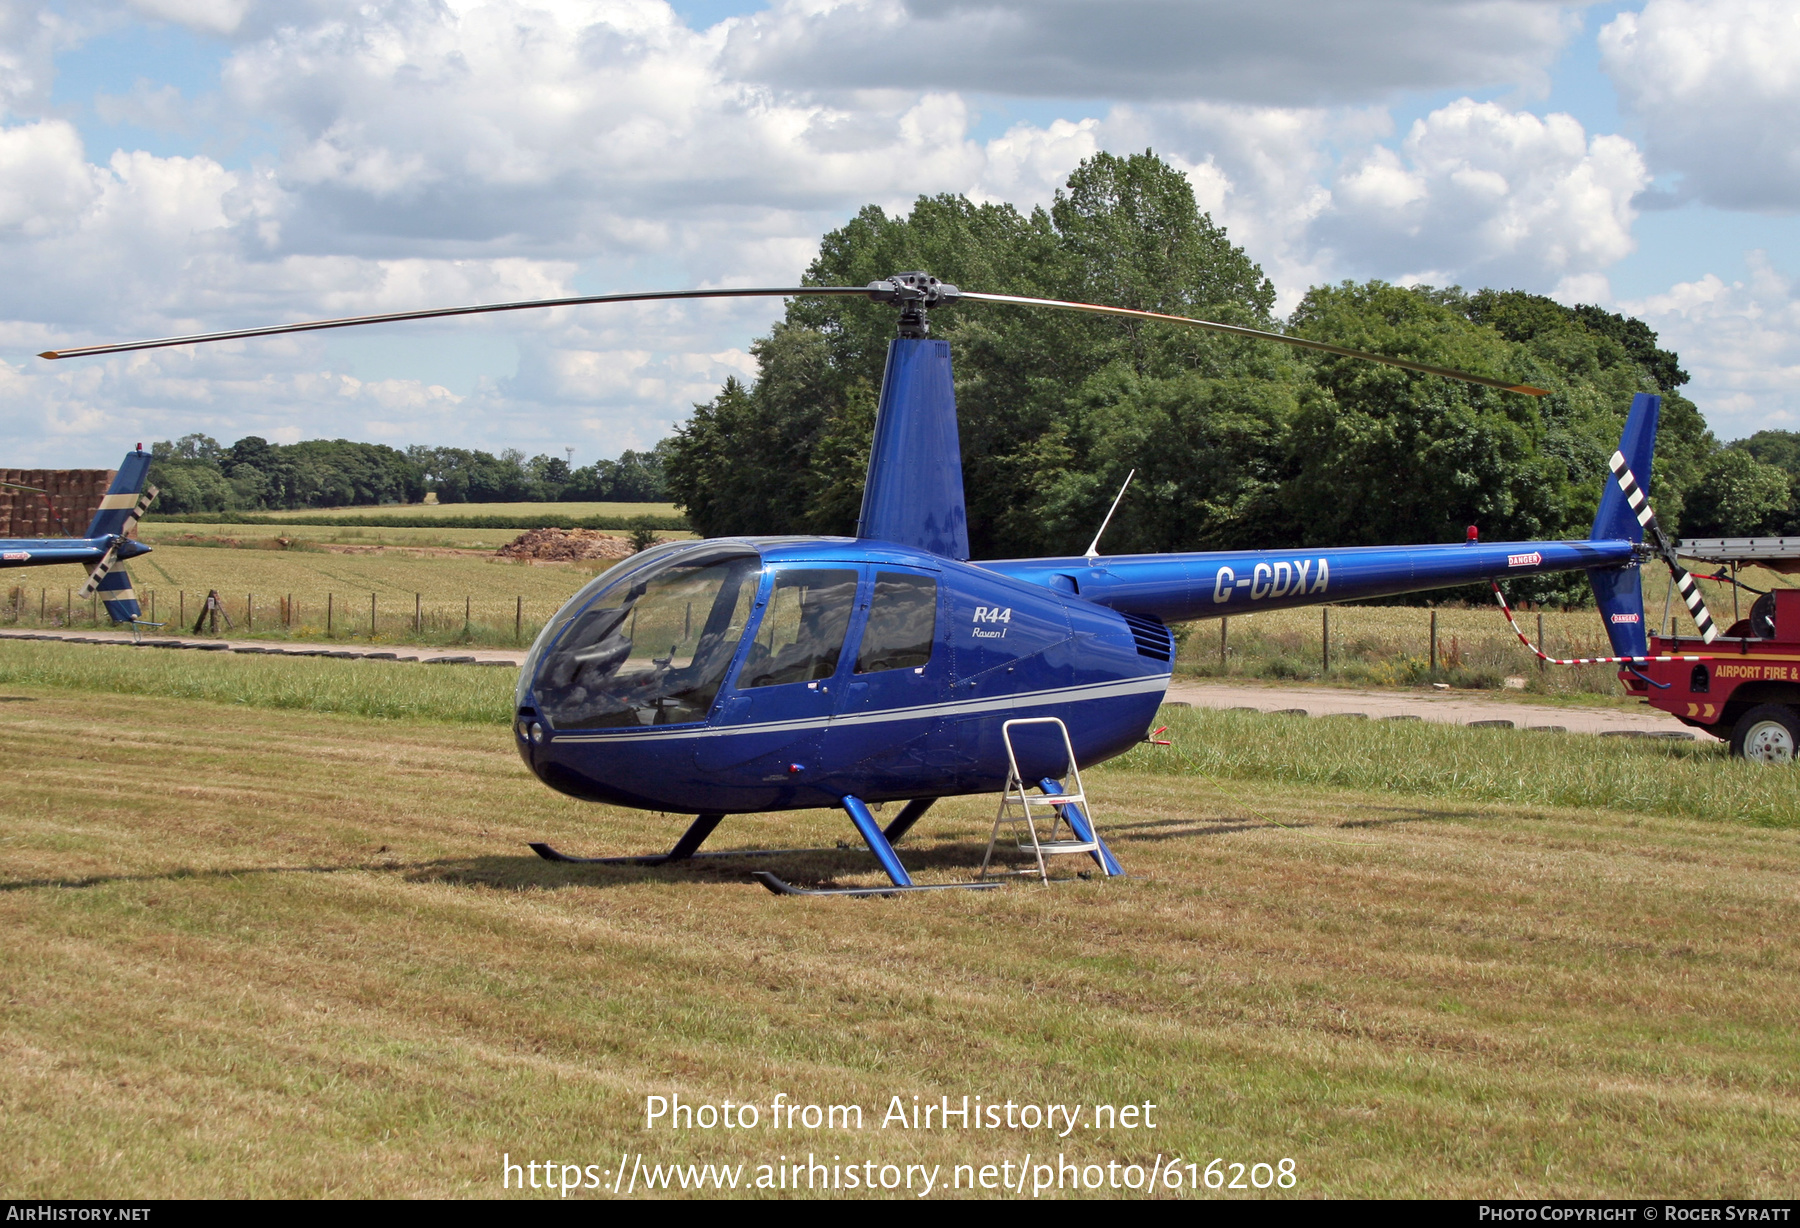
xmin=1625 ymin=537 xmax=1800 ymax=762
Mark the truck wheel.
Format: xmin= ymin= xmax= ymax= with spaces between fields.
xmin=1730 ymin=704 xmax=1800 ymax=763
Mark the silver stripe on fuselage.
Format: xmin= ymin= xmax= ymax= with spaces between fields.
xmin=551 ymin=672 xmax=1172 ymax=744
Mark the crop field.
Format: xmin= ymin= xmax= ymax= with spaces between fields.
xmin=248 ymin=500 xmax=682 ymax=521
xmin=0 ymin=639 xmax=1795 ymax=1198
xmin=135 ymin=522 xmax=595 ymax=551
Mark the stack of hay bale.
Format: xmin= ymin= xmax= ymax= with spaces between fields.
xmin=0 ymin=469 xmax=119 ymax=538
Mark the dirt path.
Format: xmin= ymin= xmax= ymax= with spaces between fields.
xmin=1164 ymin=678 xmax=1695 ymax=737
xmin=0 ymin=627 xmax=527 ymax=666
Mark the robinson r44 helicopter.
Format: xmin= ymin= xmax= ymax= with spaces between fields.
xmin=42 ymin=275 xmax=1695 ymax=894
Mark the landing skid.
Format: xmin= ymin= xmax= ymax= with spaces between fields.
xmin=752 ymin=871 xmax=999 ymax=898
xmin=532 ymin=797 xmax=1002 ymax=897
xmin=530 ymin=842 xmax=832 ymax=866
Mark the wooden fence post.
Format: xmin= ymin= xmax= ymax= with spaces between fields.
xmin=1219 ymin=616 xmax=1228 ymax=669
xmin=1322 ymin=606 xmax=1331 ymax=673
xmin=247 ymin=594 xmax=253 ymax=633
xmin=464 ymin=596 xmax=470 ymax=636
xmin=414 ymin=592 xmax=421 ymax=634
xmin=370 ymin=592 xmax=376 ymax=637
xmin=327 ymin=593 xmax=334 ymax=636
xmin=515 ymin=595 xmax=523 ymax=641
xmin=1429 ymin=609 xmax=1438 ymax=673
xmin=178 ymin=590 xmax=184 ymax=627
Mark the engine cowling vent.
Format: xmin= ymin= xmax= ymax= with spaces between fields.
xmin=1121 ymin=611 xmax=1174 ymax=662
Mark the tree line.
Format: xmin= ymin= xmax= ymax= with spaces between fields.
xmin=663 ymin=150 xmax=1798 ymax=601
xmin=147 ymin=436 xmax=672 ymax=513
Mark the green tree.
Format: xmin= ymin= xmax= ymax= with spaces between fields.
xmin=665 ymin=151 xmax=1716 ymax=587
xmin=667 ymin=150 xmax=1282 ymax=555
xmin=1730 ymin=430 xmax=1800 ymax=533
xmin=1683 ymin=448 xmax=1792 ymax=536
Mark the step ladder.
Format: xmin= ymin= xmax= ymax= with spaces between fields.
xmin=978 ymin=717 xmax=1114 ymax=883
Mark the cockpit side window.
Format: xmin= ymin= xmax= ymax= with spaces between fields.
xmin=739 ymin=568 xmax=859 ymax=688
xmin=534 ymin=551 xmax=759 ymax=729
xmin=854 ymin=572 xmax=937 ymax=673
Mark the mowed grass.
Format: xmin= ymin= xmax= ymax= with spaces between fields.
xmin=1 ymin=642 xmax=1797 ymax=1197
xmin=0 ymin=640 xmax=515 ymax=724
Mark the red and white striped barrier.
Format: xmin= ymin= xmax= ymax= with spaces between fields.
xmin=1490 ymin=583 xmax=1705 ymax=666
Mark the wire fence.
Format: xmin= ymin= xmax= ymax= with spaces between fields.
xmin=1183 ymin=602 xmax=1639 ymax=697
xmin=3 ymin=586 xmax=558 ymax=648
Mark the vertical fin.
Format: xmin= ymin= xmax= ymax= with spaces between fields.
xmin=1590 ymin=394 xmax=1659 ymax=657
xmin=86 ymin=449 xmax=154 ymax=538
xmin=1591 ymin=393 xmax=1659 ymax=545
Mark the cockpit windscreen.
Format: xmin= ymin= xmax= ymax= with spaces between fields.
xmin=534 ymin=549 xmax=760 ymax=729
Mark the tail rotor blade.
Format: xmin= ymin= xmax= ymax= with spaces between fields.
xmin=125 ymin=484 xmax=158 ymax=534
xmin=1671 ymin=563 xmax=1719 ymax=642
xmin=77 ymin=542 xmax=119 ymax=600
xmin=1609 ymin=449 xmax=1719 ymax=642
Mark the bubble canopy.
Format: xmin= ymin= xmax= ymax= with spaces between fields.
xmin=521 ymin=541 xmax=762 ymax=730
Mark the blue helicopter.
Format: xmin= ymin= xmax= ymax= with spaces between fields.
xmin=41 ymin=275 xmax=1681 ymax=894
xmin=0 ymin=446 xmax=157 ymax=625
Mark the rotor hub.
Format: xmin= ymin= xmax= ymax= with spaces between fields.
xmin=865 ymin=272 xmax=961 ymax=339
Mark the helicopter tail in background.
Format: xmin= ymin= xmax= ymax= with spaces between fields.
xmin=77 ymin=447 xmax=158 ymax=625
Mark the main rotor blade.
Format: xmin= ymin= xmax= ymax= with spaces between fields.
xmin=958 ymin=291 xmax=1550 ymax=396
xmin=36 ymin=286 xmax=875 ymax=360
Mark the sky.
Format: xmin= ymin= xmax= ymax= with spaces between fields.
xmin=1 ymin=0 xmax=1797 ymax=467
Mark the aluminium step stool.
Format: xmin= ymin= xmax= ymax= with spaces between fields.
xmin=978 ymin=717 xmax=1122 ymax=882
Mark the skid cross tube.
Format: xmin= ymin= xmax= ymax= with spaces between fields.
xmin=882 ymin=797 xmax=936 ymax=843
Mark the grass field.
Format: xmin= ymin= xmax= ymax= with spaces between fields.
xmin=1 ymin=640 xmax=1796 ymax=1197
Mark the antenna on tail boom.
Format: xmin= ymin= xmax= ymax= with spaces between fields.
xmin=1085 ymin=469 xmax=1136 ymax=563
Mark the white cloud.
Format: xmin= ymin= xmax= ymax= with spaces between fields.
xmin=726 ymin=0 xmax=1580 ymax=106
xmin=1316 ymin=100 xmax=1646 ymax=295
xmin=0 ymin=120 xmax=103 ymax=235
xmin=1623 ymin=253 xmax=1800 ymax=439
xmin=1600 ymin=0 xmax=1800 ymax=210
